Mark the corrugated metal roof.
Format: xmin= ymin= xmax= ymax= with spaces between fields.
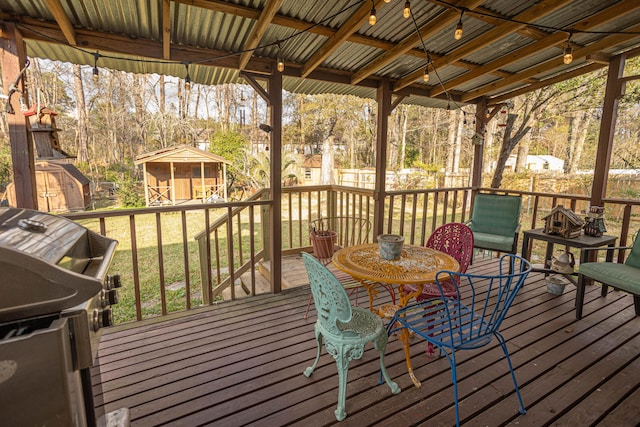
xmin=2 ymin=0 xmax=640 ymax=109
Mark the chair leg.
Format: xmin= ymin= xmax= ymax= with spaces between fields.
xmin=304 ymin=294 xmax=313 ymax=319
xmin=334 ymin=345 xmax=351 ymax=421
xmin=303 ymin=329 xmax=323 ymax=377
xmin=374 ymin=334 xmax=401 ymax=394
xmin=496 ymin=332 xmax=526 ymax=416
xmin=634 ymin=295 xmax=640 ymax=317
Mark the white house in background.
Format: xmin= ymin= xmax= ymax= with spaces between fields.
xmin=503 ymin=154 xmax=565 ymax=173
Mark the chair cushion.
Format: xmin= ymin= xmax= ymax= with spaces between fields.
xmin=470 ymin=194 xmax=521 ymax=237
xmin=473 ymin=232 xmax=515 ymax=253
xmin=625 ymin=236 xmax=640 ymax=269
xmin=579 ymin=262 xmax=640 ymax=294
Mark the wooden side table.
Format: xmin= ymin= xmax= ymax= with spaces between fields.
xmin=521 ymin=228 xmax=617 ymax=271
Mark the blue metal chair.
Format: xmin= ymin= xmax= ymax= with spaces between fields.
xmin=388 ymin=254 xmax=531 ymax=427
xmin=301 ymin=252 xmax=400 ymax=421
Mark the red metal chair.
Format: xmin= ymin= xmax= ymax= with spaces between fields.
xmin=403 ymin=222 xmax=474 ymax=354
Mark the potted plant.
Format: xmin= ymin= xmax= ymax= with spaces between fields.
xmin=309 ymin=219 xmax=337 ymax=259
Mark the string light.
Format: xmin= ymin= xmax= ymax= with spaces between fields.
xmin=92 ymin=52 xmax=99 ymax=81
xmin=423 ymin=64 xmax=430 ymax=83
xmin=369 ymin=0 xmax=377 ymax=26
xmin=403 ymin=1 xmax=411 ymax=19
xmin=277 ymin=43 xmax=285 ymax=72
xmin=563 ymin=33 xmax=573 ymax=64
xmin=454 ymin=10 xmax=464 ymax=40
xmin=184 ymin=62 xmax=191 ymax=90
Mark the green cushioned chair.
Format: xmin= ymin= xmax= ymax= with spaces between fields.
xmin=467 ymin=193 xmax=522 ymax=255
xmin=576 ymin=233 xmax=640 ymax=319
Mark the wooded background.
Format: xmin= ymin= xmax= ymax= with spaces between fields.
xmin=1 ymin=57 xmax=639 ymax=206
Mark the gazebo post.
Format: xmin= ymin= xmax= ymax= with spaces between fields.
xmin=200 ymin=161 xmax=205 ymax=201
xmin=142 ymin=162 xmax=149 ymax=207
xmin=170 ymin=161 xmax=175 ymax=205
xmin=222 ymin=163 xmax=228 ymax=200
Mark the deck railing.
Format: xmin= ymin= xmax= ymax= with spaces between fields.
xmin=64 ymin=185 xmax=640 ymax=325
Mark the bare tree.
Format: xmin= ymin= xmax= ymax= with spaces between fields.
xmin=72 ymin=64 xmax=89 ymax=162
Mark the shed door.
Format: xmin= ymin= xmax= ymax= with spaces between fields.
xmin=37 ymin=171 xmax=66 ymax=212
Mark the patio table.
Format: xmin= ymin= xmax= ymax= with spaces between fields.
xmin=332 ymin=243 xmax=459 ymax=387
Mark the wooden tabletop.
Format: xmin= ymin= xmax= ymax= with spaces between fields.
xmin=332 ymin=243 xmax=460 ymax=285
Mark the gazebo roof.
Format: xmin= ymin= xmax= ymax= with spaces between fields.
xmin=3 ymin=0 xmax=640 ymax=109
xmin=134 ymin=145 xmax=231 ymax=165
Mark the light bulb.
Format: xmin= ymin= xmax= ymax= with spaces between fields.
xmin=384 ymin=0 xmax=391 ymax=2
xmin=403 ymin=2 xmax=410 ymax=19
xmin=277 ymin=58 xmax=285 ymax=72
xmin=369 ymin=7 xmax=377 ymax=25
xmin=92 ymin=66 xmax=99 ymax=82
xmin=423 ymin=67 xmax=429 ymax=83
xmin=563 ymin=45 xmax=573 ymax=64
xmin=185 ymin=76 xmax=191 ymax=91
xmin=454 ymin=21 xmax=463 ymax=40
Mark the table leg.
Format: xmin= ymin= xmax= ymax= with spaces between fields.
xmin=359 ymin=281 xmax=378 ymax=312
xmin=399 ymin=327 xmax=421 ymax=388
xmin=522 ymin=234 xmax=531 ymax=260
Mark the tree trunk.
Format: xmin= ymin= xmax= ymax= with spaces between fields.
xmin=446 ymin=110 xmax=457 ymax=172
xmin=72 ymin=64 xmax=89 ymax=163
xmin=321 ymin=135 xmax=335 ymax=185
xmin=491 ymin=113 xmax=530 ymax=188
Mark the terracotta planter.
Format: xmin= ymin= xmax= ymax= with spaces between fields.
xmin=310 ymin=231 xmax=337 ymax=259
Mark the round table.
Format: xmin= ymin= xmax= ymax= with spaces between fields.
xmin=332 ymin=243 xmax=460 ymax=387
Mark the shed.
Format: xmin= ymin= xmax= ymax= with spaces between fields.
xmin=6 ymin=160 xmax=90 ymax=212
xmin=135 ymin=145 xmax=230 ymax=206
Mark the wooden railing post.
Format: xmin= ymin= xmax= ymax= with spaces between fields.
xmin=261 ymin=189 xmax=271 ymax=263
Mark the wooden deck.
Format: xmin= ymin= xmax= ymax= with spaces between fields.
xmin=92 ymin=256 xmax=640 ymax=426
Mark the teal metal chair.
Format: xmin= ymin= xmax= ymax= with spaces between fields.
xmin=576 ymin=232 xmax=640 ymax=319
xmin=467 ymin=193 xmax=522 ymax=256
xmin=301 ymin=252 xmax=400 ymax=421
xmin=387 ymin=254 xmax=531 ymax=427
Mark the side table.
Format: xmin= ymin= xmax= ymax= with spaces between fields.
xmin=521 ymin=228 xmax=617 ymax=268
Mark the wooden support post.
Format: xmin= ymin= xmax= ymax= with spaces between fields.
xmin=1 ymin=23 xmax=37 ymax=208
xmin=373 ymin=78 xmax=391 ymax=239
xmin=471 ymin=97 xmax=488 ymax=188
xmin=268 ymin=70 xmax=283 ymax=293
xmin=222 ymin=163 xmax=228 ymax=200
xmin=591 ymin=53 xmax=626 ymax=206
xmin=200 ymin=161 xmax=205 ymax=201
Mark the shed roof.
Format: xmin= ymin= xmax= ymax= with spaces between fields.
xmin=3 ymin=1 xmax=640 ymax=109
xmin=134 ymin=145 xmax=231 ymax=165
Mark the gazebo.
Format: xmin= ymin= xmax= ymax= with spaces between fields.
xmin=134 ymin=145 xmax=229 ymax=206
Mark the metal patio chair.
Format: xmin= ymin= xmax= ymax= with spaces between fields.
xmin=388 ymin=254 xmax=531 ymax=427
xmin=301 ymin=252 xmax=400 ymax=421
xmin=304 ymin=216 xmax=373 ymax=318
xmin=467 ymin=193 xmax=522 ymax=258
xmin=403 ymin=222 xmax=474 ymax=354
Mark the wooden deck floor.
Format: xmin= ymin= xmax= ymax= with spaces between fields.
xmin=92 ymin=256 xmax=640 ymax=426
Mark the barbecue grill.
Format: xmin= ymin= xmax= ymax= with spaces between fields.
xmin=0 ymin=207 xmax=121 ymax=426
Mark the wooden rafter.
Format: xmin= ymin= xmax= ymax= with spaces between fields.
xmin=430 ymin=0 xmax=640 ymax=98
xmin=301 ymin=0 xmax=387 ymax=78
xmin=162 ymin=0 xmax=171 ymax=60
xmin=43 ymin=0 xmax=77 ymax=46
xmin=394 ymin=0 xmax=573 ymax=92
xmin=351 ymin=0 xmax=486 ymax=85
xmin=238 ymin=0 xmax=283 ymax=70
xmin=488 ymin=62 xmax=607 ymax=106
xmin=462 ymin=24 xmax=640 ymax=103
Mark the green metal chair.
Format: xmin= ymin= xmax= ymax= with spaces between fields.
xmin=301 ymin=252 xmax=400 ymax=421
xmin=467 ymin=193 xmax=522 ymax=257
xmin=576 ymin=232 xmax=640 ymax=319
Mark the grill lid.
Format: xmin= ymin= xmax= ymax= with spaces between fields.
xmin=0 ymin=245 xmax=103 ymax=323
